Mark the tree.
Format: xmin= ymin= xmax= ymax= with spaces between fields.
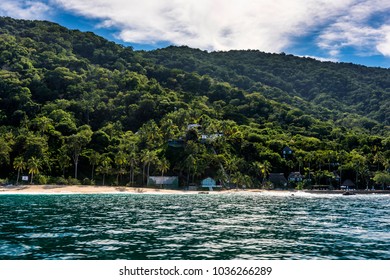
xmin=141 ymin=149 xmax=158 ymax=185
xmin=115 ymin=151 xmax=127 ymax=185
xmin=13 ymin=156 xmax=26 ymax=184
xmin=0 ymin=136 xmax=12 ymax=168
xmin=57 ymin=147 xmax=71 ymax=177
xmin=373 ymin=171 xmax=390 ymax=190
xmin=253 ymin=160 xmax=272 ymax=184
xmin=85 ymin=150 xmax=100 ymax=180
xmin=27 ymin=157 xmax=41 ymax=184
xmin=96 ymin=155 xmax=112 ymax=185
xmin=157 ymin=157 xmax=170 ymax=188
xmin=66 ymin=125 xmax=92 ymax=179
xmin=127 ymin=151 xmax=138 ymax=187
xmin=348 ymin=150 xmax=367 ymax=189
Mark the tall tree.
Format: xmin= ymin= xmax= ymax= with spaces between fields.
xmin=141 ymin=149 xmax=158 ymax=185
xmin=27 ymin=157 xmax=41 ymax=184
xmin=157 ymin=157 xmax=170 ymax=188
xmin=13 ymin=156 xmax=26 ymax=184
xmin=66 ymin=125 xmax=92 ymax=179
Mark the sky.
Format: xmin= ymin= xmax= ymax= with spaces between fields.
xmin=1 ymin=0 xmax=390 ymax=68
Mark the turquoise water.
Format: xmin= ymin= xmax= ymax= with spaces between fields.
xmin=0 ymin=193 xmax=389 ymax=260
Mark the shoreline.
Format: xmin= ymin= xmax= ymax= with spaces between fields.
xmin=0 ymin=184 xmax=389 ymax=195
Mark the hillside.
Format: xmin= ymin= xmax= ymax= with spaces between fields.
xmin=144 ymin=46 xmax=390 ymax=126
xmin=0 ymin=17 xmax=389 ymax=189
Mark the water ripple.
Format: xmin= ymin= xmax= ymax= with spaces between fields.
xmin=0 ymin=193 xmax=389 ymax=259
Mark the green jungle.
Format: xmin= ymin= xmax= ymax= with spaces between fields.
xmin=0 ymin=17 xmax=389 ymax=189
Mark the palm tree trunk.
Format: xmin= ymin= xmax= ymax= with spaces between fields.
xmin=16 ymin=170 xmax=20 ymax=185
xmin=75 ymin=161 xmax=78 ymax=179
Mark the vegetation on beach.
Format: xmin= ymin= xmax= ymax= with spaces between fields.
xmin=0 ymin=17 xmax=389 ymax=189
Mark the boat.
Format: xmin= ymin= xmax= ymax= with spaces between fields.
xmin=342 ymin=191 xmax=356 ymax=196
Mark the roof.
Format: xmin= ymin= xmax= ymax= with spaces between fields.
xmin=187 ymin=124 xmax=202 ymax=130
xmin=201 ymin=177 xmax=216 ymax=185
xmin=148 ymin=176 xmax=178 ymax=185
xmin=341 ymin=179 xmax=355 ymax=187
xmin=288 ymin=172 xmax=303 ymax=178
xmin=269 ymin=173 xmax=287 ymax=183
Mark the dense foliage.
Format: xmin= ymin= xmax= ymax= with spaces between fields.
xmin=0 ymin=17 xmax=389 ymax=189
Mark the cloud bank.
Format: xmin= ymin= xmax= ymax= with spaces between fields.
xmin=0 ymin=1 xmax=50 ymax=20
xmin=1 ymin=0 xmax=390 ymax=58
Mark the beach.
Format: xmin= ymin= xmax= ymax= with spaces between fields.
xmin=0 ymin=184 xmax=257 ymax=195
xmin=1 ymin=184 xmax=389 ymax=195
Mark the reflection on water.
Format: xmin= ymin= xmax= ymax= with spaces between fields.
xmin=0 ymin=193 xmax=389 ymax=259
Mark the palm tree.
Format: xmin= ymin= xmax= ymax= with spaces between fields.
xmin=157 ymin=157 xmax=170 ymax=188
xmin=115 ymin=151 xmax=127 ymax=185
xmin=252 ymin=160 xmax=272 ymax=184
xmin=184 ymin=154 xmax=196 ymax=186
xmin=231 ymin=172 xmax=244 ymax=188
xmin=96 ymin=156 xmax=112 ymax=185
xmin=141 ymin=150 xmax=158 ymax=185
xmin=27 ymin=157 xmax=41 ymax=184
xmin=87 ymin=150 xmax=100 ymax=180
xmin=13 ymin=156 xmax=26 ymax=185
xmin=260 ymin=161 xmax=272 ymax=183
xmin=127 ymin=151 xmax=138 ymax=187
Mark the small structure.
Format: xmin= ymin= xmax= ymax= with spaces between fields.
xmin=201 ymin=177 xmax=219 ymax=191
xmin=341 ymin=179 xmax=355 ymax=190
xmin=282 ymin=146 xmax=293 ymax=158
xmin=288 ymin=172 xmax=303 ymax=182
xmin=200 ymin=133 xmax=223 ymax=143
xmin=147 ymin=176 xmax=179 ymax=188
xmin=168 ymin=139 xmax=185 ymax=148
xmin=187 ymin=124 xmax=202 ymax=131
xmin=269 ymin=173 xmax=288 ymax=188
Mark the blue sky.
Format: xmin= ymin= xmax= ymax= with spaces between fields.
xmin=1 ymin=0 xmax=390 ymax=68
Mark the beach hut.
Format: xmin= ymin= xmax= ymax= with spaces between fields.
xmin=269 ymin=173 xmax=288 ymax=188
xmin=201 ymin=177 xmax=217 ymax=191
xmin=341 ymin=179 xmax=355 ymax=190
xmin=288 ymin=172 xmax=303 ymax=182
xmin=147 ymin=176 xmax=179 ymax=188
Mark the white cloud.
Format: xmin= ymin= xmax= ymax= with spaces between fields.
xmin=51 ymin=0 xmax=356 ymax=52
xmin=317 ymin=0 xmax=390 ymax=57
xmin=2 ymin=0 xmax=390 ymax=58
xmin=0 ymin=0 xmax=51 ymax=20
xmin=377 ymin=26 xmax=390 ymax=56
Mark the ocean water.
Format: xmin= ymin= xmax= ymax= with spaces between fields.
xmin=0 ymin=192 xmax=389 ymax=260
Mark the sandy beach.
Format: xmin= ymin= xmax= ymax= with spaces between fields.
xmin=1 ymin=184 xmax=389 ymax=195
xmin=0 ymin=184 xmax=257 ymax=195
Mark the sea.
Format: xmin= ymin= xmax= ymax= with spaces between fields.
xmin=0 ymin=192 xmax=389 ymax=260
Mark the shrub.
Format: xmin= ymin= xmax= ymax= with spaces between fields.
xmin=67 ymin=177 xmax=80 ymax=185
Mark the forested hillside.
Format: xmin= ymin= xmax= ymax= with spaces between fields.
xmin=0 ymin=17 xmax=389 ymax=189
xmin=144 ymin=46 xmax=390 ymax=126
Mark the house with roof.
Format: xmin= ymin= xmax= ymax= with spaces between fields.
xmin=282 ymin=146 xmax=293 ymax=158
xmin=288 ymin=172 xmax=303 ymax=182
xmin=201 ymin=177 xmax=220 ymax=191
xmin=269 ymin=173 xmax=288 ymax=188
xmin=341 ymin=179 xmax=355 ymax=190
xmin=147 ymin=176 xmax=179 ymax=188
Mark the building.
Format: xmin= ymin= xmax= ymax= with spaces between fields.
xmin=147 ymin=176 xmax=179 ymax=188
xmin=201 ymin=177 xmax=220 ymax=191
xmin=288 ymin=172 xmax=303 ymax=182
xmin=269 ymin=173 xmax=288 ymax=188
xmin=282 ymin=146 xmax=293 ymax=158
xmin=341 ymin=179 xmax=355 ymax=190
